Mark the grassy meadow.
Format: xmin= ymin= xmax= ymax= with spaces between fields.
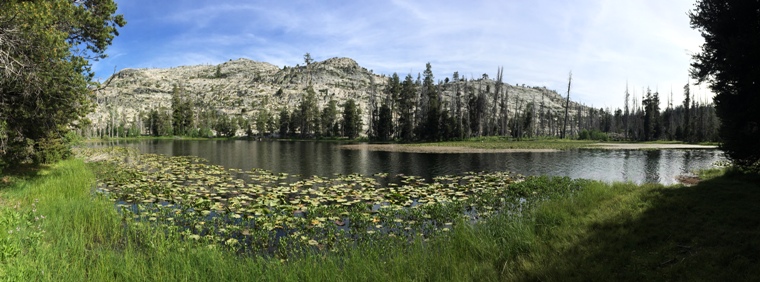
xmin=0 ymin=153 xmax=757 ymax=281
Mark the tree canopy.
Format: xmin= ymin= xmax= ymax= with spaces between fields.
xmin=690 ymin=0 xmax=760 ymax=170
xmin=0 ymin=0 xmax=125 ymax=166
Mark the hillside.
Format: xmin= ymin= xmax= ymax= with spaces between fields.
xmin=89 ymin=57 xmax=588 ymax=137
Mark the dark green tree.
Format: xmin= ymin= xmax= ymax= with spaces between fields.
xmin=147 ymin=107 xmax=172 ymax=137
xmin=171 ymin=85 xmax=194 ymax=136
xmin=375 ymin=103 xmax=393 ymax=141
xmin=385 ymin=73 xmax=401 ymax=138
xmin=320 ymin=99 xmax=338 ymax=137
xmin=297 ymin=87 xmax=318 ymax=137
xmin=256 ymin=109 xmax=270 ymax=137
xmin=682 ymin=82 xmax=692 ymax=142
xmin=0 ymin=0 xmax=125 ymax=165
xmin=213 ymin=114 xmax=237 ymax=137
xmin=398 ymin=74 xmax=417 ymax=141
xmin=419 ymin=63 xmax=442 ymax=141
xmin=278 ymin=109 xmax=290 ymax=137
xmin=642 ymin=88 xmax=660 ymax=141
xmin=342 ymin=99 xmax=362 ymax=139
xmin=690 ymin=0 xmax=760 ymax=169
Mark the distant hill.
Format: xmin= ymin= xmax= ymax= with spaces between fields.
xmin=90 ymin=57 xmax=588 ymax=136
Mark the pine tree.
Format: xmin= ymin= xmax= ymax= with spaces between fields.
xmin=342 ymin=99 xmax=362 ymax=139
xmin=690 ymin=0 xmax=760 ymax=169
xmin=0 ymin=0 xmax=125 ymax=165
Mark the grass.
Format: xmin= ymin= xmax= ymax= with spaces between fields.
xmin=85 ymin=135 xmax=220 ymax=142
xmin=410 ymin=136 xmax=720 ymax=150
xmin=0 ymin=158 xmax=758 ymax=281
xmin=411 ymin=136 xmax=596 ymax=150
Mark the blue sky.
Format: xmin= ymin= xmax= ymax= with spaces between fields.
xmin=92 ymin=0 xmax=710 ymax=109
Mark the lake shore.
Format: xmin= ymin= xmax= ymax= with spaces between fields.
xmin=339 ymin=142 xmax=718 ymax=153
xmin=339 ymin=143 xmax=560 ymax=153
xmin=587 ymin=143 xmax=718 ymax=149
xmin=2 ymin=158 xmax=756 ymax=280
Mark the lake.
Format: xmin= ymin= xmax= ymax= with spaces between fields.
xmin=96 ymin=139 xmax=725 ymax=185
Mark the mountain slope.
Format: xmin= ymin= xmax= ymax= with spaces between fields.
xmin=90 ymin=57 xmax=588 ymax=136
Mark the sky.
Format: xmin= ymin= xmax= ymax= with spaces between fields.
xmin=92 ymin=0 xmax=713 ymax=109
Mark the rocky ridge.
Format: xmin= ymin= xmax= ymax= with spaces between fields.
xmin=90 ymin=57 xmax=588 ymax=136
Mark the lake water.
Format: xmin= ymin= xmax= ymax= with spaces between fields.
xmin=97 ymin=140 xmax=725 ymax=185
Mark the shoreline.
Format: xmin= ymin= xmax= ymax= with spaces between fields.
xmin=587 ymin=143 xmax=718 ymax=150
xmin=339 ymin=142 xmax=718 ymax=153
xmin=338 ymin=144 xmax=560 ymax=153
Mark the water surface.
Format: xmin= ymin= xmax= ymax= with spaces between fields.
xmin=97 ymin=140 xmax=724 ymax=185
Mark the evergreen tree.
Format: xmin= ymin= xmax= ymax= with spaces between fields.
xmin=342 ymin=99 xmax=362 ymax=139
xmin=214 ymin=114 xmax=237 ymax=137
xmin=419 ymin=63 xmax=441 ymax=141
xmin=297 ymin=87 xmax=318 ymax=137
xmin=171 ymin=85 xmax=194 ymax=136
xmin=642 ymin=88 xmax=660 ymax=141
xmin=375 ymin=103 xmax=393 ymax=141
xmin=682 ymin=82 xmax=692 ymax=142
xmin=320 ymin=99 xmax=338 ymax=137
xmin=385 ymin=73 xmax=401 ymax=138
xmin=398 ymin=74 xmax=417 ymax=141
xmin=690 ymin=0 xmax=760 ymax=169
xmin=256 ymin=110 xmax=270 ymax=137
xmin=278 ymin=109 xmax=290 ymax=137
xmin=0 ymin=0 xmax=125 ymax=165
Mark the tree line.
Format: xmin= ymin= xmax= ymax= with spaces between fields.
xmin=363 ymin=64 xmax=717 ymax=143
xmin=90 ymin=61 xmax=719 ymax=145
xmin=91 ymin=84 xmax=364 ymax=140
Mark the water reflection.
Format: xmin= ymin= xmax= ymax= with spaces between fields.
xmin=96 ymin=140 xmax=725 ymax=185
xmin=644 ymin=150 xmax=661 ymax=184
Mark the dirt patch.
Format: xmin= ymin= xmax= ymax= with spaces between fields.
xmin=338 ymin=144 xmax=559 ymax=154
xmin=588 ymin=143 xmax=718 ymax=150
xmin=676 ymin=175 xmax=702 ymax=186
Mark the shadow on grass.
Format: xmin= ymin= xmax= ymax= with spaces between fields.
xmin=532 ymin=171 xmax=760 ymax=281
xmin=0 ymin=164 xmax=48 ymax=190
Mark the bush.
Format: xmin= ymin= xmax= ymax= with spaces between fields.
xmin=33 ymin=137 xmax=71 ymax=165
xmin=578 ymin=130 xmax=609 ymax=141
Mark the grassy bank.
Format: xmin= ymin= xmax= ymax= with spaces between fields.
xmin=412 ymin=137 xmax=595 ymax=150
xmin=1 ymin=160 xmax=757 ymax=281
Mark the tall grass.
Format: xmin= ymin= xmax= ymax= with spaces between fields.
xmin=1 ymin=159 xmax=757 ymax=281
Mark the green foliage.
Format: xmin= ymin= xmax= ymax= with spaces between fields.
xmin=213 ymin=114 xmax=237 ymax=137
xmin=418 ymin=63 xmax=442 ymax=141
xmin=147 ymin=108 xmax=173 ymax=136
xmin=319 ymin=100 xmax=338 ymax=137
xmin=578 ymin=130 xmax=609 ymax=141
xmin=341 ymin=99 xmax=362 ymax=139
xmin=215 ymin=65 xmax=223 ymax=78
xmin=690 ymin=0 xmax=760 ymax=170
xmin=171 ymin=85 xmax=194 ymax=136
xmin=278 ymin=109 xmax=290 ymax=137
xmin=0 ymin=0 xmax=125 ymax=165
xmin=255 ymin=110 xmax=271 ymax=137
xmin=398 ymin=74 xmax=417 ymax=141
xmin=297 ymin=87 xmax=319 ymax=137
xmin=374 ymin=103 xmax=393 ymax=141
xmin=642 ymin=88 xmax=660 ymax=141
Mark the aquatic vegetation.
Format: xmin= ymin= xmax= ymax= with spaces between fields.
xmin=82 ymin=147 xmax=585 ymax=258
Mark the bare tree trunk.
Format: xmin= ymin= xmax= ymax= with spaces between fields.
xmin=561 ymin=72 xmax=572 ymax=139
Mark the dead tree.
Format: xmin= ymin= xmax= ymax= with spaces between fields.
xmin=561 ymin=72 xmax=572 ymax=139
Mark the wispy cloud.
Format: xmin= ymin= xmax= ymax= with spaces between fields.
xmin=93 ymin=0 xmax=705 ymax=109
